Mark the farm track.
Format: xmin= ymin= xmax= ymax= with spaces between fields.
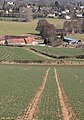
xmin=17 ymin=67 xmax=50 ymax=120
xmin=54 ymin=68 xmax=77 ymax=120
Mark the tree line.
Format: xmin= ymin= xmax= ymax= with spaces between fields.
xmin=64 ymin=18 xmax=84 ymax=33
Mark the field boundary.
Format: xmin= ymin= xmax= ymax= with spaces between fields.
xmin=0 ymin=60 xmax=84 ymax=66
xmin=30 ymin=48 xmax=84 ymax=59
xmin=23 ymin=47 xmax=55 ymax=60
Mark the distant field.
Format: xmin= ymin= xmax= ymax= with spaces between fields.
xmin=0 ymin=46 xmax=47 ymax=61
xmin=0 ymin=64 xmax=48 ymax=119
xmin=67 ymin=33 xmax=84 ymax=41
xmin=0 ymin=18 xmax=65 ymax=36
xmin=45 ymin=18 xmax=65 ymax=28
xmin=0 ymin=20 xmax=38 ymax=36
xmin=57 ymin=66 xmax=84 ymax=120
xmin=28 ymin=46 xmax=84 ymax=56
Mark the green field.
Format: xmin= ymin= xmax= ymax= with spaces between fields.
xmin=0 ymin=64 xmax=48 ymax=119
xmin=57 ymin=66 xmax=84 ymax=120
xmin=0 ymin=64 xmax=84 ymax=119
xmin=0 ymin=18 xmax=65 ymax=36
xmin=45 ymin=18 xmax=65 ymax=28
xmin=67 ymin=34 xmax=84 ymax=41
xmin=34 ymin=67 xmax=63 ymax=120
xmin=29 ymin=46 xmax=84 ymax=56
xmin=0 ymin=46 xmax=48 ymax=61
xmin=0 ymin=20 xmax=38 ymax=36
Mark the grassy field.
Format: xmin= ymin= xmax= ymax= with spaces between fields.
xmin=0 ymin=64 xmax=48 ymax=119
xmin=0 ymin=46 xmax=48 ymax=61
xmin=57 ymin=66 xmax=84 ymax=120
xmin=28 ymin=46 xmax=84 ymax=56
xmin=67 ymin=33 xmax=84 ymax=41
xmin=0 ymin=20 xmax=38 ymax=36
xmin=45 ymin=18 xmax=65 ymax=28
xmin=0 ymin=18 xmax=65 ymax=36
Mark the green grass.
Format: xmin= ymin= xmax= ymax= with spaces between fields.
xmin=34 ymin=67 xmax=63 ymax=120
xmin=67 ymin=33 xmax=84 ymax=41
xmin=0 ymin=18 xmax=65 ymax=36
xmin=0 ymin=20 xmax=38 ymax=36
xmin=0 ymin=46 xmax=48 ymax=61
xmin=56 ymin=66 xmax=84 ymax=120
xmin=45 ymin=18 xmax=65 ymax=28
xmin=0 ymin=64 xmax=48 ymax=119
xmin=28 ymin=46 xmax=84 ymax=56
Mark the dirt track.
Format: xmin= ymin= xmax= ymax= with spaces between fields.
xmin=17 ymin=67 xmax=50 ymax=120
xmin=54 ymin=68 xmax=73 ymax=120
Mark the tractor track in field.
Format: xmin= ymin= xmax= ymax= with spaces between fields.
xmin=54 ymin=68 xmax=77 ymax=120
xmin=17 ymin=67 xmax=50 ymax=120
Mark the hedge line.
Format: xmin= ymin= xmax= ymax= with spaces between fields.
xmin=30 ymin=48 xmax=84 ymax=59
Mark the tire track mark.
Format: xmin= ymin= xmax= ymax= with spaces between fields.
xmin=17 ymin=67 xmax=50 ymax=120
xmin=54 ymin=68 xmax=76 ymax=120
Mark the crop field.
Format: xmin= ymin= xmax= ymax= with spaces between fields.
xmin=0 ymin=64 xmax=48 ymax=119
xmin=0 ymin=18 xmax=64 ymax=36
xmin=34 ymin=67 xmax=63 ymax=120
xmin=56 ymin=66 xmax=84 ymax=120
xmin=0 ymin=46 xmax=48 ymax=61
xmin=29 ymin=46 xmax=84 ymax=56
xmin=0 ymin=64 xmax=84 ymax=120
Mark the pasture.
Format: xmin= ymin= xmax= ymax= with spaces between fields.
xmin=0 ymin=18 xmax=65 ymax=36
xmin=0 ymin=20 xmax=38 ymax=36
xmin=67 ymin=33 xmax=84 ymax=41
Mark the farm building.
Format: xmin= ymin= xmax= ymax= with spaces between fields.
xmin=63 ymin=36 xmax=80 ymax=45
xmin=0 ymin=35 xmax=37 ymax=46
